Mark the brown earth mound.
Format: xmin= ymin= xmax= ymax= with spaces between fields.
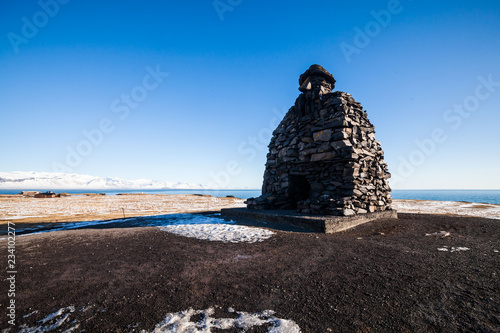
xmin=1 ymin=213 xmax=499 ymax=332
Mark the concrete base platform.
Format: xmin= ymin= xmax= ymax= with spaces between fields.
xmin=221 ymin=208 xmax=398 ymax=233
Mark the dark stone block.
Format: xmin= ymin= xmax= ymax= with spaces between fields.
xmin=222 ymin=208 xmax=398 ymax=233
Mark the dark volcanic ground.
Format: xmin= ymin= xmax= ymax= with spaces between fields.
xmin=1 ymin=213 xmax=500 ymax=332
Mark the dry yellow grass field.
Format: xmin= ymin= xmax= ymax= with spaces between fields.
xmin=1 ymin=194 xmax=499 ymax=225
xmin=0 ymin=194 xmax=245 ymax=224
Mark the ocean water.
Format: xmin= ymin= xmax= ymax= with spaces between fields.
xmin=391 ymin=190 xmax=500 ymax=205
xmin=1 ymin=189 xmax=499 ymax=205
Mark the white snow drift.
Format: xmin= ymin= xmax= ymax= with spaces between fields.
xmin=141 ymin=307 xmax=301 ymax=333
xmin=15 ymin=306 xmax=300 ymax=333
xmin=17 ymin=306 xmax=78 ymax=333
xmin=392 ymin=199 xmax=500 ymax=220
xmin=437 ymin=246 xmax=470 ymax=252
xmin=157 ymin=224 xmax=275 ymax=243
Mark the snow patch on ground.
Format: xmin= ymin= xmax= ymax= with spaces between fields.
xmin=393 ymin=199 xmax=500 ymax=220
xmin=17 ymin=306 xmax=77 ymax=333
xmin=140 ymin=307 xmax=301 ymax=333
xmin=425 ymin=231 xmax=451 ymax=237
xmin=23 ymin=310 xmax=39 ymax=318
xmin=157 ymin=224 xmax=275 ymax=243
xmin=437 ymin=246 xmax=470 ymax=252
xmin=16 ymin=306 xmax=299 ymax=333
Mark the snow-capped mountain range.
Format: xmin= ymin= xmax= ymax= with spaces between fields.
xmin=0 ymin=171 xmax=209 ymax=190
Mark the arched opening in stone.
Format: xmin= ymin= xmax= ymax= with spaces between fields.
xmin=288 ymin=175 xmax=311 ymax=208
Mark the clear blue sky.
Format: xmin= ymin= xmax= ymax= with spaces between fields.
xmin=1 ymin=0 xmax=499 ymax=189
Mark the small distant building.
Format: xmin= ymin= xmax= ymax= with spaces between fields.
xmin=21 ymin=191 xmax=41 ymax=196
xmin=34 ymin=191 xmax=56 ymax=198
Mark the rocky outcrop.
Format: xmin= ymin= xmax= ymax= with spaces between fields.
xmin=246 ymin=65 xmax=392 ymax=216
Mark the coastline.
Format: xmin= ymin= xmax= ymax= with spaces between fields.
xmin=1 ymin=194 xmax=499 ymax=226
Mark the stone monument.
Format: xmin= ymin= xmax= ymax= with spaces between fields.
xmin=246 ymin=64 xmax=394 ymax=218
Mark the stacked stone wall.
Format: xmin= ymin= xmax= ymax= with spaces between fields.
xmin=247 ymin=65 xmax=392 ymax=216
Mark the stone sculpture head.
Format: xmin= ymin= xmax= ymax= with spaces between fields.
xmin=298 ymin=64 xmax=336 ymax=95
